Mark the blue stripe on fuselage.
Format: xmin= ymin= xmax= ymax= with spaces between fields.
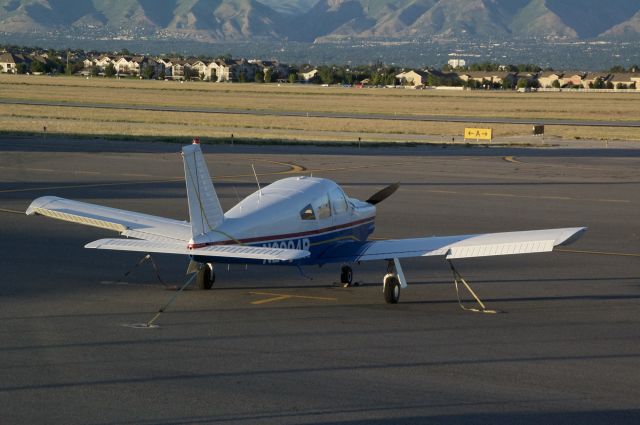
xmin=191 ymin=221 xmax=375 ymax=266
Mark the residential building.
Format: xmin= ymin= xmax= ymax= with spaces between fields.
xmin=538 ymin=72 xmax=564 ymax=88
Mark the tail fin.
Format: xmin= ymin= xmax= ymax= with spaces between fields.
xmin=182 ymin=142 xmax=224 ymax=237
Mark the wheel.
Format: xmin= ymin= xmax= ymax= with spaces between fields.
xmin=340 ymin=265 xmax=353 ymax=286
xmin=197 ymin=264 xmax=215 ymax=290
xmin=383 ymin=275 xmax=400 ymax=304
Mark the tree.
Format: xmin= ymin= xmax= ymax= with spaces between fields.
xmin=104 ymin=63 xmax=116 ymax=77
xmin=90 ymin=65 xmax=99 ymax=77
xmin=238 ymin=71 xmax=246 ymax=83
xmin=142 ymin=65 xmax=155 ymax=79
xmin=16 ymin=63 xmax=27 ymax=74
xmin=552 ymin=79 xmax=561 ymax=89
xmin=318 ymin=66 xmax=334 ymax=85
xmin=288 ymin=72 xmax=297 ymax=84
xmin=427 ymin=74 xmax=440 ymax=87
xmin=30 ymin=60 xmax=46 ymax=73
xmin=183 ymin=67 xmax=194 ymax=80
xmin=254 ymin=70 xmax=264 ymax=83
xmin=605 ymin=81 xmax=614 ymax=90
xmin=516 ymin=78 xmax=528 ymax=89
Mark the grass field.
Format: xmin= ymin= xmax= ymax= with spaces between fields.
xmin=0 ymin=74 xmax=639 ymax=143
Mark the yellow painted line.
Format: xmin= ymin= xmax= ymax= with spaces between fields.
xmin=27 ymin=168 xmax=56 ymax=172
xmin=556 ymin=248 xmax=640 ymax=258
xmin=503 ymin=156 xmax=521 ymax=164
xmin=251 ymin=295 xmax=292 ymax=305
xmin=0 ymin=159 xmax=306 ymax=194
xmin=0 ymin=207 xmax=24 ymax=214
xmin=427 ymin=190 xmax=459 ymax=194
xmin=249 ymin=291 xmax=337 ymax=305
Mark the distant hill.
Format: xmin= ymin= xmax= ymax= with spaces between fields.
xmin=2 ymin=0 xmax=640 ymax=42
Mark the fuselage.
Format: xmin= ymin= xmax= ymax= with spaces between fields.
xmin=189 ymin=177 xmax=376 ymax=265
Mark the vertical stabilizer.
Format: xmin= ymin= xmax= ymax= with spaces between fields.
xmin=182 ymin=142 xmax=224 ymax=237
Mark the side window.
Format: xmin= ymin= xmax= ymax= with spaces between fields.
xmin=300 ymin=204 xmax=316 ymax=220
xmin=330 ymin=187 xmax=348 ymax=215
xmin=315 ymin=195 xmax=332 ymax=219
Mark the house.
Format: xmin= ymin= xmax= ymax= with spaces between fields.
xmin=249 ymin=59 xmax=289 ymax=81
xmin=582 ymin=72 xmax=611 ymax=89
xmin=609 ymin=73 xmax=640 ymax=89
xmin=113 ymin=56 xmax=134 ymax=74
xmin=231 ymin=59 xmax=256 ymax=82
xmin=396 ymin=70 xmax=429 ymax=86
xmin=298 ymin=68 xmax=318 ymax=83
xmin=170 ymin=60 xmax=191 ymax=80
xmin=0 ymin=52 xmax=21 ymax=73
xmin=560 ymin=71 xmax=586 ymax=88
xmin=538 ymin=72 xmax=563 ymax=88
xmin=94 ymin=55 xmax=113 ymax=71
xmin=207 ymin=59 xmax=234 ymax=82
xmin=189 ymin=60 xmax=208 ymax=80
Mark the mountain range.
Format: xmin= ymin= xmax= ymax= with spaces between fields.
xmin=2 ymin=0 xmax=640 ymax=42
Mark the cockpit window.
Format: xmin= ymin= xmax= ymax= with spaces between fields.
xmin=330 ymin=187 xmax=348 ymax=214
xmin=316 ymin=195 xmax=332 ymax=219
xmin=300 ymin=204 xmax=316 ymax=220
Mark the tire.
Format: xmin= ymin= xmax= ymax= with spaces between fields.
xmin=384 ymin=276 xmax=400 ymax=304
xmin=197 ymin=265 xmax=215 ymax=290
xmin=340 ymin=265 xmax=353 ymax=285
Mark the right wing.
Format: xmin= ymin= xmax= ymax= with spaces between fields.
xmin=85 ymin=238 xmax=310 ymax=261
xmin=318 ymin=227 xmax=586 ymax=263
xmin=26 ymin=196 xmax=192 ymax=242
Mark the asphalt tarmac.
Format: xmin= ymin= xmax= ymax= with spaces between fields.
xmin=1 ymin=137 xmax=639 ymax=425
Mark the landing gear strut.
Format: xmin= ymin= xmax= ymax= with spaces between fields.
xmin=340 ymin=265 xmax=354 ymax=287
xmin=196 ymin=263 xmax=215 ymax=290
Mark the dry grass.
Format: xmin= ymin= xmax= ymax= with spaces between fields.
xmin=0 ymin=74 xmax=638 ymax=142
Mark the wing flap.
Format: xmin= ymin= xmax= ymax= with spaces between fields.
xmin=27 ymin=196 xmax=192 ymax=242
xmin=85 ymin=239 xmax=310 ymax=261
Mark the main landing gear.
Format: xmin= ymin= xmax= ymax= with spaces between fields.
xmin=383 ymin=259 xmax=408 ymax=304
xmin=340 ymin=265 xmax=354 ymax=287
xmin=196 ymin=263 xmax=215 ymax=290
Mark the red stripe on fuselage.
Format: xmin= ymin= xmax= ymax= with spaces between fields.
xmin=188 ymin=216 xmax=375 ymax=249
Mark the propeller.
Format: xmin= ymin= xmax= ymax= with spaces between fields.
xmin=366 ymin=182 xmax=400 ymax=205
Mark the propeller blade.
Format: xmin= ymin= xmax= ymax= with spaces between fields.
xmin=366 ymin=182 xmax=399 ymax=205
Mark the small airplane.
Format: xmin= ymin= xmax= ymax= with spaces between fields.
xmin=27 ymin=140 xmax=586 ymax=304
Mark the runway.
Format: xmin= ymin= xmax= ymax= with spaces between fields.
xmin=2 ymin=98 xmax=640 ymax=128
xmin=1 ymin=137 xmax=639 ymax=424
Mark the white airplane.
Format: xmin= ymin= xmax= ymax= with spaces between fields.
xmin=26 ymin=141 xmax=586 ymax=304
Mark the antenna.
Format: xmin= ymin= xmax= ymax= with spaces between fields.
xmin=251 ymin=164 xmax=262 ymax=196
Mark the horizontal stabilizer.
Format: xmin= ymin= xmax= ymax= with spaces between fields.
xmin=85 ymin=239 xmax=310 ymax=261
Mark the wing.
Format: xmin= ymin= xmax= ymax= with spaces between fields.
xmin=318 ymin=227 xmax=586 ymax=263
xmin=26 ymin=196 xmax=191 ymax=242
xmin=85 ymin=239 xmax=310 ymax=261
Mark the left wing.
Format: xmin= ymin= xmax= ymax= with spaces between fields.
xmin=318 ymin=227 xmax=586 ymax=263
xmin=85 ymin=238 xmax=310 ymax=261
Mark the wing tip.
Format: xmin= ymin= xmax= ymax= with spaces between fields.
xmin=556 ymin=227 xmax=587 ymax=247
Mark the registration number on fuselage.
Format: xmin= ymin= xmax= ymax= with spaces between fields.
xmin=261 ymin=238 xmax=311 ymax=263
